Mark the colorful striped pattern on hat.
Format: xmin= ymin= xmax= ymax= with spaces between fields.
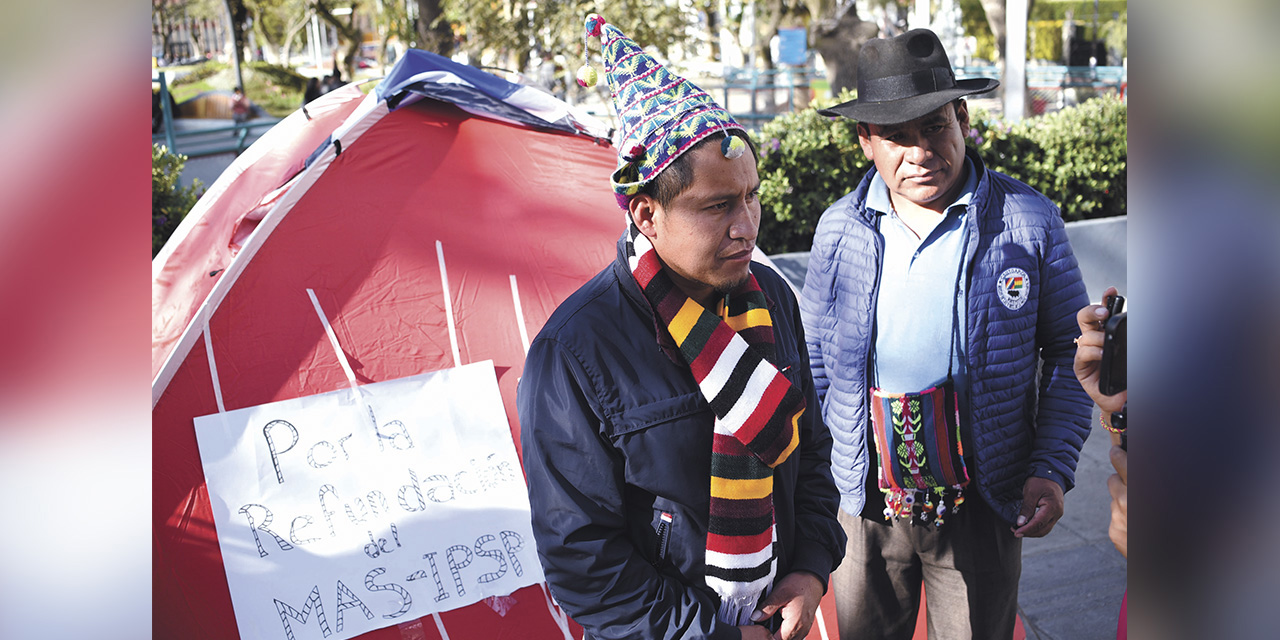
xmin=626 ymin=224 xmax=804 ymax=624
xmin=582 ymin=15 xmax=744 ymax=207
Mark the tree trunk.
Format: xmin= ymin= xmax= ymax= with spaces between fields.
xmin=315 ymin=1 xmax=364 ymax=80
xmin=414 ymin=0 xmax=452 ymax=56
xmin=154 ymin=1 xmax=172 ymax=62
xmin=253 ymin=20 xmax=279 ymax=64
xmin=979 ymin=0 xmax=1006 ymax=66
xmin=751 ymin=0 xmax=784 ymax=111
xmin=280 ymin=12 xmax=311 ymax=67
xmin=704 ymin=8 xmax=721 ymax=62
xmin=981 ymin=0 xmax=1036 ymax=66
xmin=223 ymin=0 xmax=246 ymax=90
xmin=188 ymin=16 xmax=207 ymax=59
xmin=812 ymin=3 xmax=879 ymax=97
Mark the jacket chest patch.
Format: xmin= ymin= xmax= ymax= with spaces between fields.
xmin=996 ymin=267 xmax=1030 ymax=310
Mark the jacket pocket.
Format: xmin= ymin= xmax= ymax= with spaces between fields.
xmin=607 ymin=391 xmax=707 ymax=438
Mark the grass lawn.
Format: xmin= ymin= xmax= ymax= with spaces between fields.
xmin=161 ymin=62 xmax=309 ymax=118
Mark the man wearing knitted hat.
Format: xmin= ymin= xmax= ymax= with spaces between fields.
xmin=518 ymin=14 xmax=845 ymax=640
xmin=801 ymin=28 xmax=1092 ymax=638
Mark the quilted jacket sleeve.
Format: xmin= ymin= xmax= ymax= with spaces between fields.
xmin=518 ymin=337 xmax=740 ymax=640
xmin=800 ymin=215 xmax=840 ymax=409
xmin=1027 ymin=210 xmax=1093 ymax=492
xmin=778 ymin=277 xmax=846 ymax=587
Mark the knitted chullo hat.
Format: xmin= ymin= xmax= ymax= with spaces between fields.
xmin=577 ymin=14 xmax=748 ymax=209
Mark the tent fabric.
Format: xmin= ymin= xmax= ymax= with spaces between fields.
xmin=152 ymin=84 xmax=368 ymax=379
xmin=153 ymin=53 xmax=621 ymax=640
xmin=375 ymin=50 xmax=610 ymax=139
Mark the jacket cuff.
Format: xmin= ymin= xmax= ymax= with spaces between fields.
xmin=708 ymin=621 xmax=744 ymax=640
xmin=786 ymin=544 xmax=836 ymax=595
xmin=1028 ymin=465 xmax=1071 ymax=492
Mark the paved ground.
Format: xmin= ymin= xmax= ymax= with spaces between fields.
xmin=154 ymin=117 xmax=277 ymax=189
xmin=770 ymin=216 xmax=1128 ymax=639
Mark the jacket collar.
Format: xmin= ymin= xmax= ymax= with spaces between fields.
xmin=849 ymin=146 xmax=991 ymax=227
xmin=612 ymin=232 xmax=684 ymax=363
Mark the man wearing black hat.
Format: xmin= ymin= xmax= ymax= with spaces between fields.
xmin=800 ymin=29 xmax=1092 ymax=639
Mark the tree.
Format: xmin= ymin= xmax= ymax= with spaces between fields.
xmin=370 ymin=0 xmax=416 ymax=69
xmin=185 ymin=0 xmax=227 ymax=59
xmin=154 ymin=0 xmax=199 ymax=62
xmin=313 ymin=0 xmax=364 ymax=81
xmin=415 ymin=0 xmax=453 ymax=56
xmin=808 ymin=0 xmax=879 ymax=96
xmin=693 ymin=0 xmax=721 ymax=62
xmin=440 ymin=1 xmax=688 ymax=89
xmin=978 ymin=0 xmax=1036 ymax=68
xmin=246 ymin=0 xmax=311 ymax=64
xmin=153 ymin=0 xmax=175 ymax=61
xmin=223 ymin=0 xmax=248 ymax=89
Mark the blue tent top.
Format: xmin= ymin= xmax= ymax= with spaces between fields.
xmin=374 ymin=49 xmax=607 ymax=138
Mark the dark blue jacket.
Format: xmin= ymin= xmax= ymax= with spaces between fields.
xmin=518 ymin=237 xmax=845 ymax=640
xmin=800 ymin=149 xmax=1092 ymax=525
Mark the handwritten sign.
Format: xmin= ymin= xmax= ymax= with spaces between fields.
xmin=195 ymin=361 xmax=543 ymax=640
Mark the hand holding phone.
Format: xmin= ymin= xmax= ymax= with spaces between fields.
xmin=1099 ymin=294 xmax=1126 ymax=397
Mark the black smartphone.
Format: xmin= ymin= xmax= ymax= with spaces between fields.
xmin=1099 ymin=306 xmax=1127 ymax=397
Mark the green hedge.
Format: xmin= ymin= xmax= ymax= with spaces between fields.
xmin=153 ymin=144 xmax=204 ymax=257
xmin=170 ymin=60 xmax=228 ymax=86
xmin=753 ymin=92 xmax=1126 ymax=255
xmin=1031 ymin=0 xmax=1127 ymax=22
xmin=244 ymin=61 xmax=308 ymax=117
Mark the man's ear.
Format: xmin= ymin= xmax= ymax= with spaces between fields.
xmin=856 ymin=122 xmax=875 ymax=162
xmin=629 ymin=194 xmax=660 ymax=239
xmin=956 ymin=99 xmax=971 ymax=136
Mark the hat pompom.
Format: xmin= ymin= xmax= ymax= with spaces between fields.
xmin=585 ymin=14 xmax=605 ymax=38
xmin=576 ymin=64 xmax=598 ymax=88
xmin=623 ymin=144 xmax=646 ymax=162
xmin=721 ymin=135 xmax=747 ymax=159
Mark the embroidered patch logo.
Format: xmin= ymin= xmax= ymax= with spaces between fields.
xmin=997 ymin=267 xmax=1030 ymax=310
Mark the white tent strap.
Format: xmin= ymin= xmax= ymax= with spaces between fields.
xmin=509 ymin=275 xmax=531 ymax=355
xmin=539 ymin=582 xmax=574 ymax=640
xmin=431 ymin=612 xmax=451 ymax=640
xmin=202 ymin=313 xmax=227 ymax=414
xmin=306 ymin=288 xmax=361 ymax=392
xmin=436 ymin=241 xmax=461 ymax=367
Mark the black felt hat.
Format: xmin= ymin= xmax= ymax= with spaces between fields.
xmin=819 ymin=29 xmax=999 ymax=125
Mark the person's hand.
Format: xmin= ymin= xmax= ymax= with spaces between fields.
xmin=1012 ymin=476 xmax=1065 ymax=538
xmin=1108 ymin=441 xmax=1128 ymax=558
xmin=747 ymin=571 xmax=825 ymax=640
xmin=1073 ymin=286 xmax=1127 ymax=415
xmin=737 ymin=624 xmax=776 ymax=640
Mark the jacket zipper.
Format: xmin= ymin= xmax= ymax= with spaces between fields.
xmin=655 ymin=511 xmax=673 ymax=561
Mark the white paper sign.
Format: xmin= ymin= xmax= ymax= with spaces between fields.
xmin=194 ymin=361 xmax=543 ymax=640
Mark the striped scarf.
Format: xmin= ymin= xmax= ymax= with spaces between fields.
xmin=626 ymin=224 xmax=805 ymax=625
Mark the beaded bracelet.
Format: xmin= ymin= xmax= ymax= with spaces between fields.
xmin=1100 ymin=411 xmax=1125 ymax=434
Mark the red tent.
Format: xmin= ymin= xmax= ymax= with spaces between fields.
xmin=152 ymin=52 xmax=620 ymax=640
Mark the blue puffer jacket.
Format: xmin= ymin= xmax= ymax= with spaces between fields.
xmin=800 ymin=148 xmax=1092 ymax=525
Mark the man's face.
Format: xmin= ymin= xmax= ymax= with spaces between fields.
xmin=631 ymin=141 xmax=761 ymax=308
xmin=858 ymin=101 xmax=971 ymax=213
